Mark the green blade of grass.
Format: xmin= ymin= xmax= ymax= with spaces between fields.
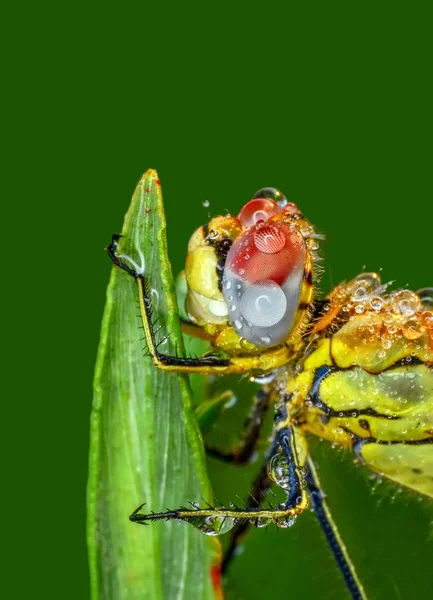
xmin=87 ymin=170 xmax=219 ymax=600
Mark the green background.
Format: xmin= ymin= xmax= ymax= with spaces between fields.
xmin=5 ymin=2 xmax=432 ymax=599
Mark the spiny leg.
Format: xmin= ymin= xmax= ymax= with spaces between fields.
xmin=129 ymin=419 xmax=309 ymax=531
xmin=106 ymin=234 xmax=292 ymax=375
xmin=307 ymin=457 xmax=367 ymax=600
xmin=206 ymin=388 xmax=272 ymax=464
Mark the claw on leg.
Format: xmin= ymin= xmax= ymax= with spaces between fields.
xmin=105 ymin=233 xmax=145 ymax=276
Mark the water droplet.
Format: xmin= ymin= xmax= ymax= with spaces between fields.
xmin=260 ymin=336 xmax=271 ymax=344
xmin=370 ymin=297 xmax=384 ymax=311
xmin=239 ymin=337 xmax=255 ymax=351
xmin=276 ymin=514 xmax=297 ymax=528
xmin=238 ymin=198 xmax=282 ymax=227
xmin=383 ymin=312 xmax=394 ymax=325
xmin=198 ymin=515 xmax=236 ymax=536
xmin=355 ymin=272 xmax=382 ymax=287
xmin=352 ymin=285 xmax=369 ymax=302
xmin=267 ymin=453 xmax=290 ymax=489
xmin=234 ymin=319 xmax=243 ymax=329
xmin=208 ymin=229 xmax=219 ymax=241
xmin=391 ymin=290 xmax=421 ymax=316
xmin=240 ymin=280 xmax=287 ymax=327
xmin=230 ymin=304 xmax=237 ymax=311
xmin=251 ymin=370 xmax=277 ymax=384
xmin=355 ymin=303 xmax=365 ymax=314
xmin=255 ymin=516 xmax=271 ymax=528
xmin=252 ymin=210 xmax=268 ymax=224
xmin=252 ymin=186 xmax=287 ymax=207
xmin=224 ymin=280 xmax=232 ymax=290
xmin=351 ymin=273 xmax=381 ymax=301
xmin=202 ymin=200 xmax=210 ymax=208
xmin=402 ymin=318 xmax=423 ymax=340
xmin=382 ymin=339 xmax=392 ymax=350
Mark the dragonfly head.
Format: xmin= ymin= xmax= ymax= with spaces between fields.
xmin=185 ymin=188 xmax=320 ymax=351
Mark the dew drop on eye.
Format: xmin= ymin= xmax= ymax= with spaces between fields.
xmin=240 ymin=281 xmax=287 ymax=327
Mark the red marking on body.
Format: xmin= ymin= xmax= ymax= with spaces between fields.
xmin=210 ymin=564 xmax=223 ymax=600
xmin=237 ymin=198 xmax=281 ymax=227
xmin=156 ymin=179 xmax=160 ymax=185
xmin=146 ymin=186 xmax=150 ymax=193
xmin=226 ymin=222 xmax=305 ymax=286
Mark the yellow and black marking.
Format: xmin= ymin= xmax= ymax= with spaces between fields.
xmin=286 ymin=311 xmax=433 ymax=498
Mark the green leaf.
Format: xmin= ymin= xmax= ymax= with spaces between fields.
xmin=87 ymin=170 xmax=220 ymax=600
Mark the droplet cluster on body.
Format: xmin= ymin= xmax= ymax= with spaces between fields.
xmin=343 ymin=274 xmax=433 ymax=358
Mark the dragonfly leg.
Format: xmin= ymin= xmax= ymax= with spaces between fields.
xmin=129 ymin=424 xmax=309 ymax=532
xmin=107 ymin=234 xmax=291 ymax=375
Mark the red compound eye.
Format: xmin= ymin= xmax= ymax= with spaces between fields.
xmin=237 ymin=198 xmax=282 ymax=228
xmin=221 ymin=220 xmax=307 ymax=348
xmin=226 ymin=221 xmax=305 ymax=286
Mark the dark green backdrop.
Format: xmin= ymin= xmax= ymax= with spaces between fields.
xmin=6 ymin=2 xmax=432 ymax=599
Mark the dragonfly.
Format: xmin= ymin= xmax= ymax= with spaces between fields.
xmin=106 ymin=178 xmax=433 ymax=600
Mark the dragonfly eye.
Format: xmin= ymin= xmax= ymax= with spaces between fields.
xmin=222 ymin=220 xmax=306 ymax=347
xmin=238 ymin=198 xmax=282 ymax=227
